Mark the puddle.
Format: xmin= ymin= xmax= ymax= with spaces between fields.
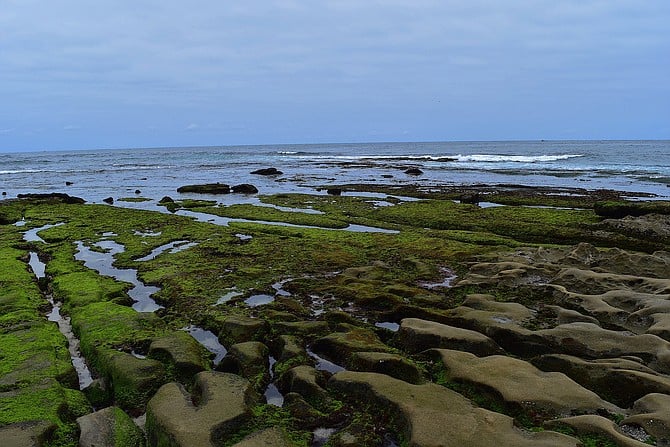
xmin=25 ymin=248 xmax=94 ymax=390
xmin=23 ymin=222 xmax=65 ymax=243
xmin=307 ymin=349 xmax=346 ymax=374
xmin=419 ymin=268 xmax=458 ymax=289
xmin=375 ymin=322 xmax=400 ymax=332
xmin=183 ymin=325 xmax=227 ymax=365
xmin=75 ymin=240 xmax=163 ymax=313
xmin=215 ymin=288 xmax=244 ymax=305
xmin=491 ymin=316 xmax=513 ymax=324
xmin=309 ymin=295 xmax=326 ymax=316
xmin=264 ymin=356 xmax=284 ymax=407
xmin=176 ymin=210 xmax=398 ymax=234
xmin=272 ymin=279 xmax=292 ymax=297
xmin=245 ymin=294 xmax=275 ymax=307
xmin=235 ymin=233 xmax=253 ymax=242
xmin=14 ymin=219 xmax=27 ymax=227
xmin=131 ymin=350 xmax=147 ymax=359
xmin=133 ymin=230 xmax=162 ymax=237
xmin=135 ymin=240 xmax=196 ymax=262
xmin=312 ymin=427 xmax=337 ymax=447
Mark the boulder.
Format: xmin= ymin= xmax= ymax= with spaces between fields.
xmin=103 ymin=197 xmax=114 ymax=205
xmin=231 ymin=184 xmax=259 ymax=194
xmin=396 ymin=318 xmax=504 ymax=356
xmin=146 ymin=371 xmax=259 ymax=447
xmin=101 ymin=350 xmax=166 ymax=411
xmin=219 ymin=315 xmax=268 ymax=345
xmin=176 ymin=183 xmax=230 ymax=194
xmin=622 ymin=393 xmax=670 ymax=445
xmin=250 ymin=168 xmax=283 ymax=176
xmin=275 ymin=335 xmax=307 ymax=363
xmin=431 ymin=349 xmax=619 ymax=416
xmin=278 ymin=365 xmax=328 ymax=407
xmin=159 ymin=196 xmax=174 ymax=203
xmin=329 ymin=371 xmax=579 ymax=447
xmin=76 ymin=406 xmax=144 ymax=447
xmin=148 ymin=331 xmax=209 ymax=382
xmin=281 ymin=392 xmax=326 ymax=429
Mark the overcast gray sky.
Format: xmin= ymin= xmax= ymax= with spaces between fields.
xmin=1 ymin=0 xmax=668 ymax=151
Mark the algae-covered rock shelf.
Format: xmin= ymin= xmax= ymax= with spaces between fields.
xmin=1 ymin=189 xmax=669 ymax=446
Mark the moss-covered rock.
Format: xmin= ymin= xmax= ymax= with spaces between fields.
xmin=149 ymin=331 xmax=210 ymax=383
xmin=76 ymin=406 xmax=144 ymax=447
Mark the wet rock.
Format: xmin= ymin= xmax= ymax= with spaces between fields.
xmin=146 ymin=371 xmax=259 ymax=447
xmin=0 ymin=420 xmax=57 ymax=447
xmin=177 ymin=183 xmax=231 ymax=194
xmin=404 ymin=168 xmax=423 ymax=175
xmin=275 ymin=335 xmax=307 ymax=363
xmin=326 ymin=188 xmax=342 ymax=196
xmin=282 ymin=392 xmax=326 ymax=429
xmin=219 ymin=315 xmax=268 ymax=345
xmin=159 ymin=196 xmax=174 ymax=203
xmin=396 ymin=318 xmax=504 ymax=356
xmin=148 ymin=331 xmax=209 ymax=382
xmin=329 ymin=371 xmax=579 ymax=447
xmin=135 ymin=190 xmax=141 ymax=194
xmin=77 ymin=406 xmax=144 ymax=447
xmin=350 ymin=352 xmax=425 ymax=384
xmin=311 ymin=329 xmax=393 ymax=365
xmin=102 ymin=197 xmax=114 ymax=205
xmin=431 ymin=349 xmax=618 ymax=416
xmin=272 ymin=320 xmax=330 ymax=338
xmin=546 ymin=415 xmax=651 ymax=447
xmin=231 ymin=184 xmax=259 ymax=194
xmin=17 ymin=192 xmax=85 ymax=204
xmin=250 ymin=168 xmax=283 ymax=176
xmin=532 ymin=354 xmax=670 ymax=407
xmin=232 ymin=427 xmax=292 ymax=446
xmin=217 ymin=341 xmax=269 ymax=387
xmin=623 ymin=393 xmax=670 ymax=445
xmin=278 ymin=365 xmax=328 ymax=407
xmin=83 ymin=378 xmax=112 ymax=408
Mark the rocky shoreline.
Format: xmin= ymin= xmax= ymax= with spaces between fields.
xmin=1 ymin=185 xmax=669 ymax=446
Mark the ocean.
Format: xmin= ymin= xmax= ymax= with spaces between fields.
xmin=1 ymin=140 xmax=669 ymax=204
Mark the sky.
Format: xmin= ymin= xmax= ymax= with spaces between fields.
xmin=1 ymin=1 xmax=669 ymax=152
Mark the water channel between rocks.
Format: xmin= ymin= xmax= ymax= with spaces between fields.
xmin=74 ymin=240 xmax=163 ymax=313
xmin=24 ymin=224 xmax=94 ymax=390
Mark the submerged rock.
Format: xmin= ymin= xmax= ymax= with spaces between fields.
xmin=251 ymin=168 xmax=283 ymax=176
xmin=231 ymin=184 xmax=259 ymax=194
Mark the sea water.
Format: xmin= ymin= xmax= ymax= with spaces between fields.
xmin=1 ymin=140 xmax=668 ymax=203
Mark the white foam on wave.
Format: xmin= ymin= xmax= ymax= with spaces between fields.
xmin=454 ymin=154 xmax=584 ymax=163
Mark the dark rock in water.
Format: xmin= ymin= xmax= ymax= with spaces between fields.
xmin=134 ymin=189 xmax=141 ymax=194
xmin=405 ymin=168 xmax=423 ymax=175
xmin=326 ymin=188 xmax=342 ymax=196
xmin=17 ymin=192 xmax=85 ymax=204
xmin=103 ymin=197 xmax=114 ymax=205
xmin=460 ymin=193 xmax=481 ymax=205
xmin=382 ymin=174 xmax=394 ymax=178
xmin=251 ymin=167 xmax=283 ymax=176
xmin=159 ymin=196 xmax=174 ymax=203
xmin=2 ymin=191 xmax=7 ymax=196
xmin=177 ymin=183 xmax=231 ymax=194
xmin=65 ymin=181 xmax=73 ymax=186
xmin=232 ymin=184 xmax=259 ymax=194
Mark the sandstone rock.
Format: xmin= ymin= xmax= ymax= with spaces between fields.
xmin=0 ymin=420 xmax=56 ymax=447
xmin=396 ymin=318 xmax=504 ymax=356
xmin=77 ymin=406 xmax=144 ymax=447
xmin=329 ymin=371 xmax=579 ymax=447
xmin=553 ymin=268 xmax=670 ymax=296
xmin=311 ymin=329 xmax=393 ymax=365
xmin=217 ymin=341 xmax=269 ymax=386
xmin=272 ymin=320 xmax=329 ymax=338
xmin=102 ymin=350 xmax=166 ymax=411
xmin=219 ymin=316 xmax=268 ymax=345
xmin=278 ymin=365 xmax=328 ymax=407
xmin=547 ymin=415 xmax=652 ymax=447
xmin=431 ymin=349 xmax=618 ymax=416
xmin=623 ymin=393 xmax=670 ymax=446
xmin=176 ymin=183 xmax=230 ymax=194
xmin=350 ymin=351 xmax=425 ymax=384
xmin=282 ymin=392 xmax=326 ymax=428
xmin=146 ymin=371 xmax=259 ymax=447
xmin=232 ymin=427 xmax=292 ymax=446
xmin=148 ymin=331 xmax=209 ymax=382
xmin=532 ymin=354 xmax=670 ymax=407
xmin=275 ymin=335 xmax=307 ymax=363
